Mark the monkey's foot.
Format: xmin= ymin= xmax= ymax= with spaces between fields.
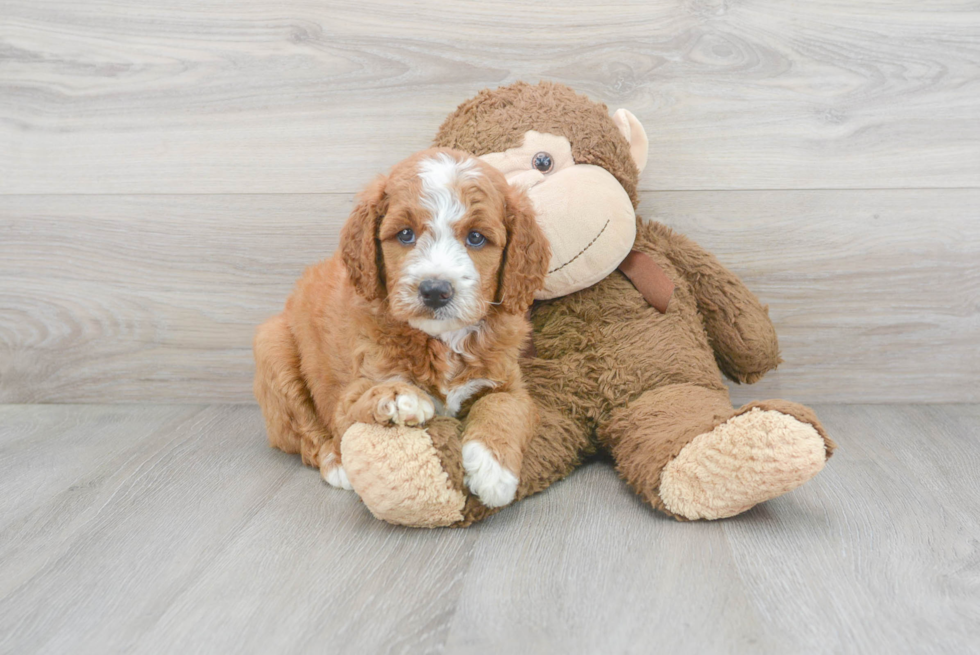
xmin=659 ymin=408 xmax=831 ymax=520
xmin=341 ymin=422 xmax=466 ymax=528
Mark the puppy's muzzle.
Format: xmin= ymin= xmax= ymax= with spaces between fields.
xmin=419 ymin=278 xmax=454 ymax=309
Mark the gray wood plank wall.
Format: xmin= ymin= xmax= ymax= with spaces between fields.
xmin=2 ymin=0 xmax=978 ymax=403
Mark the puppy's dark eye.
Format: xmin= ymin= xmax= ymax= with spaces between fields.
xmin=466 ymin=231 xmax=487 ymax=248
xmin=532 ymin=152 xmax=553 ymax=173
xmin=396 ymin=228 xmax=415 ymax=245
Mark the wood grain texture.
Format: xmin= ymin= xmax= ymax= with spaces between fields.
xmin=0 ymin=404 xmax=203 ymax=532
xmin=1 ymin=403 xmax=978 ymax=654
xmin=661 ymin=190 xmax=980 ymax=406
xmin=2 ymin=190 xmax=976 ymax=404
xmin=2 ymin=0 xmax=979 ymax=194
xmin=0 ymin=194 xmax=346 ymax=403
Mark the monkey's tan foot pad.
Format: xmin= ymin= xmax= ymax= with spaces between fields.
xmin=341 ymin=423 xmax=466 ymax=528
xmin=659 ymin=408 xmax=830 ymax=520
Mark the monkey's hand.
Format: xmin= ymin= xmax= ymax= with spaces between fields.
xmin=641 ymin=220 xmax=781 ymax=384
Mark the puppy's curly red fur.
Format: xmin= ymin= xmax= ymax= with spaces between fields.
xmin=497 ymin=181 xmax=551 ymax=314
xmin=340 ymin=175 xmax=388 ymax=301
xmin=254 ymin=148 xmax=549 ymax=503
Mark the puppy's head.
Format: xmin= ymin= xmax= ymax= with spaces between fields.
xmin=341 ymin=148 xmax=549 ymax=335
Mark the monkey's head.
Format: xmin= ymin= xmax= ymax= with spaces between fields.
xmin=433 ymin=81 xmax=648 ymax=299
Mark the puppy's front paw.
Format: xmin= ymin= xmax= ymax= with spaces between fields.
xmin=353 ymin=383 xmax=436 ymax=427
xmin=462 ymin=441 xmax=518 ymax=508
xmin=320 ymin=452 xmax=353 ymax=491
xmin=387 ymin=389 xmax=436 ymax=427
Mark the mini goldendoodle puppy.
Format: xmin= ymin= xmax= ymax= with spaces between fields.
xmin=254 ymin=148 xmax=550 ymax=508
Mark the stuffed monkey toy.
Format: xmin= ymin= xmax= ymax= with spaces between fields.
xmin=262 ymin=82 xmax=836 ymax=527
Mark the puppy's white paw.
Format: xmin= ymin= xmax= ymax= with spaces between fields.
xmin=462 ymin=441 xmax=518 ymax=508
xmin=377 ymin=390 xmax=435 ymax=427
xmin=320 ymin=452 xmax=353 ymax=491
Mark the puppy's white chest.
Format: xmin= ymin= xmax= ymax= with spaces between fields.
xmin=432 ymin=325 xmax=495 ymax=417
xmin=435 ymin=378 xmax=496 ymax=417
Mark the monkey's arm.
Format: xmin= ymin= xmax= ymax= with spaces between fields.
xmin=645 ymin=221 xmax=781 ymax=384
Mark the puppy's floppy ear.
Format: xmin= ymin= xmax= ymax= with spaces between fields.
xmin=340 ymin=175 xmax=388 ymax=300
xmin=497 ymin=182 xmax=550 ymax=313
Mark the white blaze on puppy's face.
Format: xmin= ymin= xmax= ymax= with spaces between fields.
xmin=406 ymin=155 xmax=481 ymax=335
xmin=380 ymin=152 xmax=510 ymax=337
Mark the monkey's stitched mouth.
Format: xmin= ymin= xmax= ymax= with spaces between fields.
xmin=547 ymin=219 xmax=610 ymax=275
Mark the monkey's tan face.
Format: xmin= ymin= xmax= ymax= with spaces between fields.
xmin=480 ymin=130 xmax=638 ymax=299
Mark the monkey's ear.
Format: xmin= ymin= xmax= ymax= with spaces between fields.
xmin=340 ymin=175 xmax=388 ymax=300
xmin=613 ymin=108 xmax=648 ymax=175
xmin=497 ymin=183 xmax=550 ymax=314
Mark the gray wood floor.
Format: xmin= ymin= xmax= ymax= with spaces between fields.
xmin=1 ymin=403 xmax=978 ymax=654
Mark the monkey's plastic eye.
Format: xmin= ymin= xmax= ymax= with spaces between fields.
xmin=397 ymin=228 xmax=415 ymax=245
xmin=466 ymin=231 xmax=487 ymax=248
xmin=532 ymin=152 xmax=554 ymax=173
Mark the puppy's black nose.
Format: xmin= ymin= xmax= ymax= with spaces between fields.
xmin=419 ymin=279 xmax=454 ymax=309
